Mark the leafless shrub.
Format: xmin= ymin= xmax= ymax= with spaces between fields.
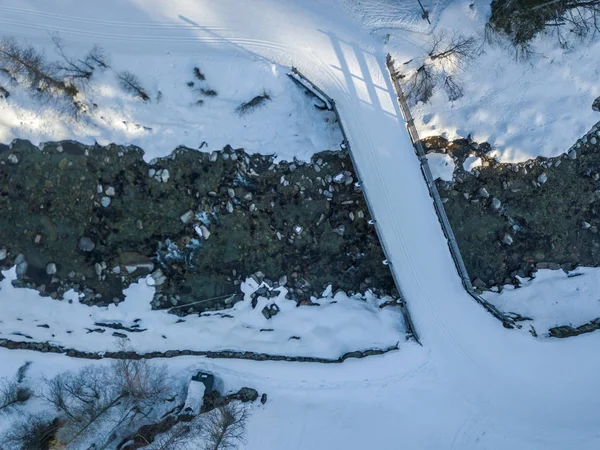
xmin=16 ymin=361 xmax=31 ymax=383
xmin=199 ymin=88 xmax=218 ymax=97
xmin=1 ymin=413 xmax=60 ymax=450
xmin=401 ymin=32 xmax=477 ymax=104
xmin=0 ymin=363 xmax=33 ymax=415
xmin=117 ymin=70 xmax=150 ymax=101
xmin=235 ymin=91 xmax=271 ymax=115
xmin=193 ymin=67 xmax=206 ymax=81
xmin=201 ymin=403 xmax=249 ymax=450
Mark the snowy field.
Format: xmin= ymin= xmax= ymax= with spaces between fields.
xmin=484 ymin=267 xmax=600 ymax=335
xmin=1 ymin=0 xmax=600 ymax=449
xmin=0 ymin=30 xmax=341 ymax=162
xmin=383 ymin=0 xmax=600 ymax=163
xmin=0 ymin=267 xmax=404 ymax=358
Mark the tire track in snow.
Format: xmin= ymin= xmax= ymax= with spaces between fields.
xmin=0 ymin=5 xmax=228 ymax=30
xmin=0 ymin=17 xmax=286 ymax=52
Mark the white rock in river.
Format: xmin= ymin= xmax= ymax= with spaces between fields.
xmin=105 ymin=186 xmax=116 ymax=196
xmin=101 ymin=196 xmax=111 ymax=207
xmin=180 ymin=210 xmax=194 ymax=224
xmin=478 ymin=187 xmax=490 ymax=199
xmin=0 ymin=249 xmax=6 ymax=260
xmin=78 ymin=237 xmax=95 ymax=252
xmin=502 ymin=234 xmax=513 ymax=246
xmin=537 ymin=172 xmax=548 ymax=184
xmin=160 ymin=169 xmax=170 ymax=183
xmin=226 ymin=201 xmax=234 ymax=213
xmin=199 ymin=225 xmax=211 ymax=240
xmin=46 ymin=263 xmax=57 ymax=275
xmin=490 ymin=197 xmax=501 ymax=211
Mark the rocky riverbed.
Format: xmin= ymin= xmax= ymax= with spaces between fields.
xmin=0 ymin=139 xmax=396 ymax=315
xmin=424 ymin=120 xmax=600 ymax=293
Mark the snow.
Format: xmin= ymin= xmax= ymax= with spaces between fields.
xmin=384 ymin=0 xmax=600 ymax=163
xmin=1 ymin=0 xmax=600 ymax=449
xmin=183 ymin=379 xmax=205 ymax=415
xmin=0 ymin=267 xmax=404 ymax=359
xmin=463 ymin=154 xmax=482 ymax=172
xmin=484 ymin=267 xmax=600 ymax=334
xmin=0 ymin=31 xmax=341 ymax=162
xmin=425 ymin=152 xmax=454 ymax=181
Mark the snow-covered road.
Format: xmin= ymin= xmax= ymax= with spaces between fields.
xmin=1 ymin=0 xmax=599 ymax=448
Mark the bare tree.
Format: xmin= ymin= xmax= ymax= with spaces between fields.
xmin=201 ymin=403 xmax=249 ymax=450
xmin=111 ymin=357 xmax=171 ymax=405
xmin=401 ymin=32 xmax=477 ymax=104
xmin=43 ymin=366 xmax=125 ymax=446
xmin=1 ymin=413 xmax=60 ymax=450
xmin=443 ymin=76 xmax=464 ymax=101
xmin=51 ymin=34 xmax=93 ymax=86
xmin=42 ymin=360 xmax=173 ymax=449
xmin=489 ymin=0 xmax=600 ymax=50
xmin=427 ymin=32 xmax=477 ymax=68
xmin=116 ymin=70 xmax=150 ymax=101
xmin=0 ymin=36 xmax=76 ymax=97
xmin=0 ymin=36 xmax=98 ymax=117
xmin=85 ymin=44 xmax=111 ymax=71
xmin=143 ymin=420 xmax=199 ymax=450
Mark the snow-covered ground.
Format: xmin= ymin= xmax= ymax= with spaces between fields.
xmin=0 ymin=25 xmax=341 ymax=162
xmin=426 ymin=151 xmax=455 ymax=181
xmin=1 ymin=0 xmax=600 ymax=449
xmin=383 ymin=0 xmax=600 ymax=163
xmin=484 ymin=267 xmax=600 ymax=335
xmin=0 ymin=267 xmax=404 ymax=358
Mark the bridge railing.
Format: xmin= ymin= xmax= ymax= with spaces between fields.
xmin=385 ymin=54 xmax=515 ymax=329
xmin=287 ymin=67 xmax=422 ymax=344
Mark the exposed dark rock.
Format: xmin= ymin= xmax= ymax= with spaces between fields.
xmin=0 ymin=140 xmax=396 ymax=314
xmin=424 ymin=123 xmax=600 ymax=289
xmin=261 ymin=303 xmax=280 ymax=319
xmin=549 ymin=318 xmax=600 ymax=338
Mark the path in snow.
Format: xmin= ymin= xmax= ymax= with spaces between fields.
xmin=1 ymin=1 xmax=599 ymax=448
